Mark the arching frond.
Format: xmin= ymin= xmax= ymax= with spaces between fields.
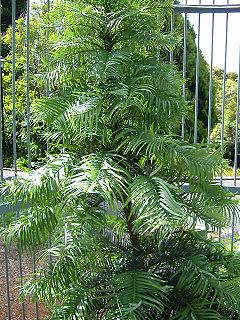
xmin=35 ymin=93 xmax=100 ymax=144
xmin=130 ymin=175 xmax=187 ymax=234
xmin=181 ymin=186 xmax=240 ymax=228
xmin=172 ymin=254 xmax=240 ymax=317
xmin=3 ymin=207 xmax=59 ymax=249
xmin=65 ymin=153 xmax=129 ymax=207
xmin=172 ymin=303 xmax=224 ymax=320
xmin=2 ymin=155 xmax=71 ymax=209
xmin=117 ymin=128 xmax=223 ymax=185
xmin=106 ymin=270 xmax=170 ymax=319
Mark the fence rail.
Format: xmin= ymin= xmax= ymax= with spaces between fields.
xmin=174 ymin=4 xmax=240 ymax=13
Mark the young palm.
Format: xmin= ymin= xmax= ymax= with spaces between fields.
xmin=2 ymin=0 xmax=240 ymax=319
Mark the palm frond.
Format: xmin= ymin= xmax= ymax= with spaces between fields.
xmin=172 ymin=303 xmax=224 ymax=320
xmin=106 ymin=270 xmax=170 ymax=319
xmin=2 ymin=155 xmax=70 ymax=209
xmin=65 ymin=153 xmax=129 ymax=207
xmin=117 ymin=128 xmax=223 ymax=185
xmin=4 ymin=207 xmax=58 ymax=248
xmin=181 ymin=186 xmax=240 ymax=229
xmin=35 ymin=93 xmax=100 ymax=144
xmin=130 ymin=175 xmax=187 ymax=234
xmin=172 ymin=254 xmax=240 ymax=317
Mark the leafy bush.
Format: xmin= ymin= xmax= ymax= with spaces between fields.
xmin=2 ymin=1 xmax=240 ymax=319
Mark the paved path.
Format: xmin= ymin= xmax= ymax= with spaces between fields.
xmin=2 ymin=168 xmax=28 ymax=180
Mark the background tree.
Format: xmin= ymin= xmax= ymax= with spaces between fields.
xmin=2 ymin=0 xmax=27 ymax=56
xmin=2 ymin=5 xmax=50 ymax=167
xmin=169 ymin=13 xmax=217 ymax=142
xmin=211 ymin=68 xmax=239 ymax=166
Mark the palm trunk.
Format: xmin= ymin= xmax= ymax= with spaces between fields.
xmin=124 ymin=204 xmax=140 ymax=256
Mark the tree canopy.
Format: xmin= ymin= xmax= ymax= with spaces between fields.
xmin=1 ymin=0 xmax=27 ymax=57
xmin=211 ymin=68 xmax=239 ymax=166
xmin=2 ymin=0 xmax=27 ymax=32
xmin=171 ymin=13 xmax=217 ymax=142
xmin=0 ymin=1 xmax=217 ymax=167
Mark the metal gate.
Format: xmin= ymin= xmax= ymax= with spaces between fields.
xmin=1 ymin=1 xmax=240 ymax=319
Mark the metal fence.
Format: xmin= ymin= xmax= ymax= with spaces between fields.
xmin=0 ymin=1 xmax=49 ymax=319
xmin=1 ymin=1 xmax=240 ymax=319
xmin=173 ymin=1 xmax=240 ymax=189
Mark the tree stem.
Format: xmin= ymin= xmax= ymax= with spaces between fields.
xmin=124 ymin=204 xmax=140 ymax=256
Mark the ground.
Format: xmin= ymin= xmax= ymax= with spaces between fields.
xmin=0 ymin=242 xmax=50 ymax=320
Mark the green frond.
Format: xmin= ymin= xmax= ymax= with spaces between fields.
xmin=130 ymin=175 xmax=187 ymax=234
xmin=106 ymin=270 xmax=171 ymax=319
xmin=92 ymin=49 xmax=133 ymax=83
xmin=109 ymin=63 xmax=184 ymax=132
xmin=65 ymin=153 xmax=129 ymax=207
xmin=117 ymin=128 xmax=223 ymax=185
xmin=226 ymin=254 xmax=240 ymax=277
xmin=172 ymin=303 xmax=224 ymax=320
xmin=35 ymin=93 xmax=100 ymax=144
xmin=2 ymin=155 xmax=70 ymax=209
xmin=50 ymin=287 xmax=97 ymax=320
xmin=20 ymin=225 xmax=115 ymax=303
xmin=3 ymin=207 xmax=58 ymax=248
xmin=181 ymin=186 xmax=240 ymax=228
xmin=172 ymin=254 xmax=240 ymax=317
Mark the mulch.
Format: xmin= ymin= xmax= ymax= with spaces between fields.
xmin=0 ymin=242 xmax=50 ymax=320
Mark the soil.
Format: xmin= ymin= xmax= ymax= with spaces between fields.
xmin=0 ymin=242 xmax=50 ymax=320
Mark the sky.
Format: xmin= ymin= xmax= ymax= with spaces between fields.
xmin=179 ymin=0 xmax=240 ymax=72
xmin=31 ymin=0 xmax=240 ymax=73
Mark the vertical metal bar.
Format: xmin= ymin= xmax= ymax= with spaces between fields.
xmin=0 ymin=2 xmax=3 ymax=180
xmin=17 ymin=213 xmax=26 ymax=320
xmin=157 ymin=14 xmax=160 ymax=62
xmin=2 ymin=212 xmax=12 ymax=320
xmin=12 ymin=0 xmax=17 ymax=175
xmin=32 ymin=252 xmax=39 ymax=320
xmin=0 ymin=5 xmax=9 ymax=319
xmin=219 ymin=0 xmax=230 ymax=242
xmin=170 ymin=12 xmax=174 ymax=63
xmin=194 ymin=0 xmax=201 ymax=144
xmin=182 ymin=0 xmax=188 ymax=141
xmin=234 ymin=46 xmax=240 ymax=187
xmin=231 ymin=210 xmax=235 ymax=253
xmin=45 ymin=0 xmax=50 ymax=96
xmin=220 ymin=1 xmax=229 ymax=186
xmin=208 ymin=0 xmax=215 ymax=144
xmin=12 ymin=1 xmax=27 ymax=318
xmin=26 ymin=0 xmax=31 ymax=169
xmin=45 ymin=0 xmax=53 ymax=267
xmin=46 ymin=0 xmax=50 ymax=153
xmin=231 ymin=45 xmax=240 ymax=252
xmin=26 ymin=3 xmax=39 ymax=317
xmin=11 ymin=5 xmax=18 ymax=320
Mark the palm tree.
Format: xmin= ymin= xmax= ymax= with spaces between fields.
xmin=2 ymin=0 xmax=240 ymax=319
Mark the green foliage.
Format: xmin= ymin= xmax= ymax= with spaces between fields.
xmin=1 ymin=0 xmax=27 ymax=57
xmin=211 ymin=68 xmax=239 ymax=165
xmin=1 ymin=1 xmax=216 ymax=167
xmin=2 ymin=0 xmax=27 ymax=33
xmin=2 ymin=8 xmax=50 ymax=166
xmin=164 ymin=12 xmax=217 ymax=142
xmin=2 ymin=1 xmax=240 ymax=319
